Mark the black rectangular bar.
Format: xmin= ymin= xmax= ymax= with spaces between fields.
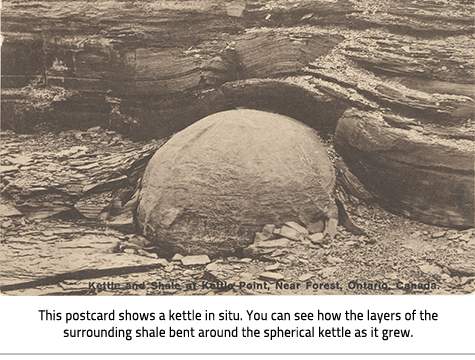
xmin=38 ymin=309 xmax=438 ymax=341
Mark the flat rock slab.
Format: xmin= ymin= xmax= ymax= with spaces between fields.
xmin=265 ymin=264 xmax=280 ymax=271
xmin=181 ymin=255 xmax=211 ymax=266
xmin=255 ymin=239 xmax=291 ymax=248
xmin=280 ymin=225 xmax=305 ymax=241
xmin=438 ymin=254 xmax=475 ymax=277
xmin=0 ymin=234 xmax=167 ymax=291
xmin=327 ymin=256 xmax=344 ymax=264
xmin=419 ymin=264 xmax=443 ymax=276
xmin=309 ymin=233 xmax=325 ymax=244
xmin=285 ymin=221 xmax=309 ymax=235
xmin=0 ymin=165 xmax=18 ymax=174
xmin=299 ymin=273 xmax=314 ymax=282
xmin=0 ymin=203 xmax=23 ymax=217
xmin=270 ymin=249 xmax=287 ymax=257
xmin=262 ymin=224 xmax=276 ymax=235
xmin=254 ymin=231 xmax=273 ymax=242
xmin=259 ymin=272 xmax=285 ymax=282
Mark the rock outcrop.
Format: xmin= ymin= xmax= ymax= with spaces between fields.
xmin=137 ymin=109 xmax=337 ymax=257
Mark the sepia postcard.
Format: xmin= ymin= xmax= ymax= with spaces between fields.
xmin=1 ymin=0 xmax=474 ymax=296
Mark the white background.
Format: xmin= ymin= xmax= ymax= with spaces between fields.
xmin=0 ymin=293 xmax=473 ymax=356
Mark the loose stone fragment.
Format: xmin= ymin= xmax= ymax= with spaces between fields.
xmin=106 ymin=211 xmax=135 ymax=233
xmin=123 ymin=248 xmax=137 ymax=254
xmin=262 ymin=224 xmax=276 ymax=235
xmin=202 ymin=270 xmax=221 ymax=282
xmin=87 ymin=126 xmax=102 ymax=133
xmin=299 ymin=273 xmax=314 ymax=282
xmin=128 ymin=235 xmax=152 ymax=247
xmin=286 ymin=254 xmax=297 ymax=261
xmin=1 ymin=203 xmax=23 ymax=217
xmin=226 ymin=2 xmax=245 ymax=17
xmin=254 ymin=232 xmax=273 ymax=242
xmin=419 ymin=264 xmax=443 ymax=275
xmin=205 ymin=262 xmax=220 ymax=271
xmin=1 ymin=219 xmax=12 ymax=228
xmin=137 ymin=250 xmax=158 ymax=259
xmin=259 ymin=249 xmax=275 ymax=255
xmin=308 ymin=232 xmax=325 ymax=244
xmin=41 ymin=235 xmax=59 ymax=241
xmin=285 ymin=221 xmax=309 ymax=235
xmin=307 ymin=220 xmax=325 ymax=234
xmin=265 ymin=263 xmax=280 ymax=271
xmin=76 ymin=163 xmax=98 ymax=170
xmin=240 ymin=272 xmax=253 ymax=280
xmin=255 ymin=238 xmax=290 ymax=248
xmin=321 ymin=267 xmax=335 ymax=278
xmin=171 ymin=254 xmax=184 ymax=261
xmin=259 ymin=272 xmax=285 ymax=282
xmin=432 ymin=231 xmax=447 ymax=238
xmin=280 ymin=226 xmax=303 ymax=241
xmin=164 ymin=265 xmax=174 ymax=273
xmin=301 ymin=12 xmax=314 ymax=20
xmin=0 ymin=165 xmax=19 ymax=174
xmin=181 ymin=255 xmax=211 ymax=266
xmin=271 ymin=249 xmax=286 ymax=257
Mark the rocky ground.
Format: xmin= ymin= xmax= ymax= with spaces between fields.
xmin=1 ymin=0 xmax=474 ymax=296
xmin=1 ymin=127 xmax=474 ymax=296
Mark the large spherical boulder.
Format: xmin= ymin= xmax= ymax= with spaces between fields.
xmin=136 ymin=109 xmax=336 ymax=257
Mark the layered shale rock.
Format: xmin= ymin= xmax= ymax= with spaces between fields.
xmin=335 ymin=109 xmax=474 ymax=229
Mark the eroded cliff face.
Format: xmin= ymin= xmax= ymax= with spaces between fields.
xmin=2 ymin=0 xmax=473 ymax=137
xmin=1 ymin=1 xmax=475 ymax=294
xmin=1 ymin=1 xmax=474 ymax=228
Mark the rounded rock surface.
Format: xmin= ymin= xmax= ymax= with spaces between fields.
xmin=137 ymin=109 xmax=335 ymax=257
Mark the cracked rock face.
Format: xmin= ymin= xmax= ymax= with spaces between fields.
xmin=137 ymin=109 xmax=336 ymax=257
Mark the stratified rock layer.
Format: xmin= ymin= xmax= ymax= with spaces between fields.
xmin=335 ymin=109 xmax=474 ymax=229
